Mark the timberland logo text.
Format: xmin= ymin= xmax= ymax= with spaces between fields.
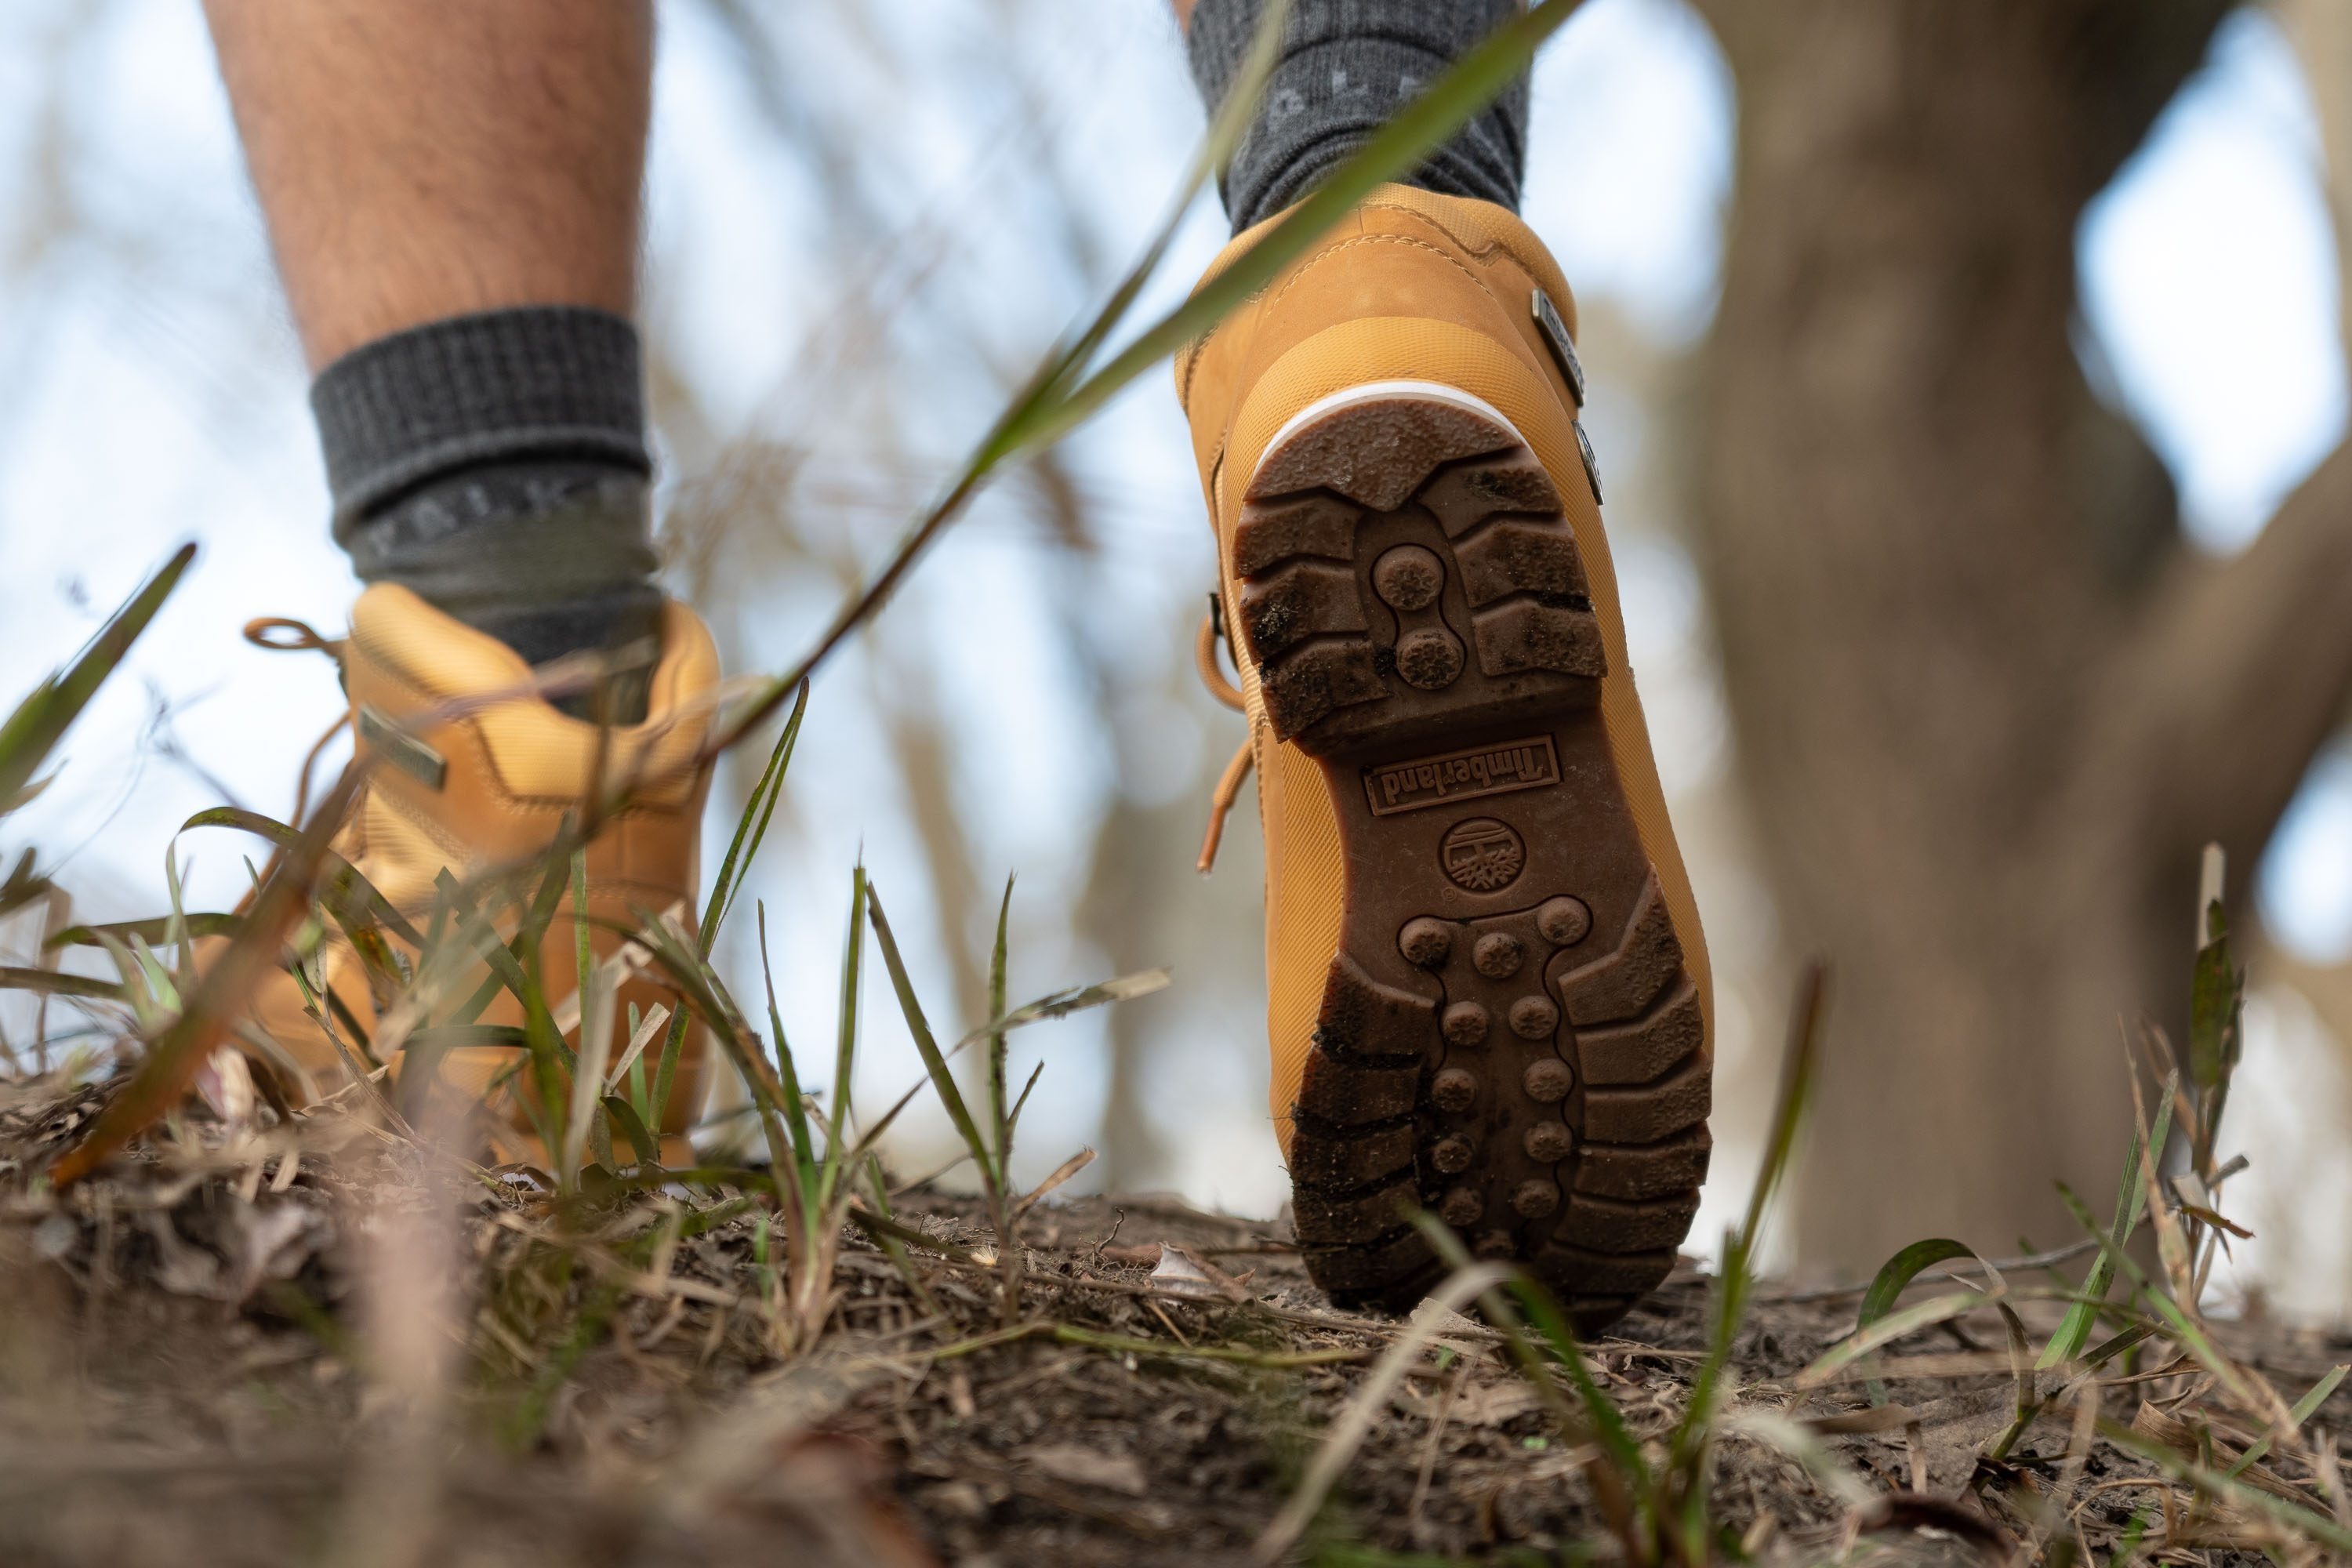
xmin=1363 ymin=736 xmax=1559 ymax=817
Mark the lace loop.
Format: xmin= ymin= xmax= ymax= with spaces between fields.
xmin=1193 ymin=594 xmax=1254 ymax=873
xmin=245 ymin=616 xmax=343 ymax=657
xmin=1195 ymin=601 xmax=1243 ymax=713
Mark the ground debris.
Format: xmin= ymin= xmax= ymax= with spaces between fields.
xmin=3 ymin=1075 xmax=2346 ymax=1566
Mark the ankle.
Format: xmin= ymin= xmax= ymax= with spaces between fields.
xmin=311 ymin=306 xmax=662 ymax=720
xmin=1185 ymin=0 xmax=1530 ymax=234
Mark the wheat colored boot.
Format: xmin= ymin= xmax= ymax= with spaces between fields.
xmin=240 ymin=586 xmax=720 ymax=1165
xmin=1182 ymin=186 xmax=1713 ymax=1327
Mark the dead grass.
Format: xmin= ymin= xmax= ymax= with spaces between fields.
xmin=3 ymin=1075 xmax=2349 ymax=1567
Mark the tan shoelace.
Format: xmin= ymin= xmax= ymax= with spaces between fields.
xmin=1195 ymin=601 xmax=1254 ymax=874
xmin=245 ymin=616 xmax=354 ymax=827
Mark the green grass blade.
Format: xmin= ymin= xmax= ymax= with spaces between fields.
xmin=572 ymin=848 xmax=592 ymax=1018
xmin=182 ymin=806 xmax=427 ymax=949
xmin=1670 ymin=964 xmax=1826 ymax=1475
xmin=49 ymin=915 xmax=243 ymax=949
xmin=648 ymin=1001 xmax=692 ymax=1135
xmin=613 ymin=907 xmax=794 ymax=1183
xmin=162 ymin=848 xmax=194 ymax=987
xmin=0 ymin=850 xmax=47 ymax=920
xmin=2100 ymin=1417 xmax=2352 ymax=1555
xmin=987 ymin=874 xmax=1014 ymax=1189
xmin=1005 ymin=1060 xmax=1045 ymax=1147
xmin=1416 ymin=1218 xmax=1650 ymax=1557
xmin=824 ymin=865 xmax=869 ymax=1185
xmin=0 ymin=967 xmax=126 ymax=1001
xmin=51 ymin=764 xmax=367 ymax=1185
xmin=1855 ymin=1238 xmax=1981 ymax=1405
xmin=701 ymin=679 xmax=808 ymax=953
xmin=946 ymin=969 xmax=1172 ymax=1056
xmin=863 ymin=881 xmax=991 ymax=1179
xmin=0 ymin=543 xmax=194 ymax=812
xmin=603 ymin=1093 xmax=662 ymax=1168
xmin=2227 ymin=1363 xmax=2347 ymax=1479
xmin=757 ymin=902 xmax=817 ymax=1185
xmin=2189 ymin=901 xmax=2238 ymax=1093
xmin=1012 ymin=0 xmax=1592 ymax=456
xmin=698 ymin=2 xmax=1585 ymax=759
xmin=2052 ymin=1179 xmax=2256 ymax=1413
xmin=1795 ymin=1292 xmax=1994 ymax=1390
xmin=518 ymin=952 xmax=571 ymax=1163
xmin=2039 ymin=1069 xmax=2176 ymax=1368
xmin=1505 ymin=1278 xmax=1650 ymax=1489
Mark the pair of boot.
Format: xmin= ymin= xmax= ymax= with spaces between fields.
xmin=253 ymin=188 xmax=1710 ymax=1321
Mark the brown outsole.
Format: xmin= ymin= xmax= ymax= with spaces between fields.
xmin=1237 ymin=383 xmax=1711 ymax=1331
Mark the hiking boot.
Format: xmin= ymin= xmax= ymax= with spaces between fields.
xmin=238 ymin=585 xmax=720 ymax=1165
xmin=1181 ymin=186 xmax=1713 ymax=1325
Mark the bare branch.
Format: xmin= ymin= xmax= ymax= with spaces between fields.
xmin=2100 ymin=441 xmax=2352 ymax=862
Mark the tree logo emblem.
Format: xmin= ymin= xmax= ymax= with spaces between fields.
xmin=1440 ymin=818 xmax=1524 ymax=892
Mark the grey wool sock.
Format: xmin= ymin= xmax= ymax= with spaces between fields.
xmin=1185 ymin=0 xmax=1530 ymax=234
xmin=310 ymin=305 xmax=663 ymax=721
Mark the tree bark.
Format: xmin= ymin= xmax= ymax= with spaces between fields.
xmin=1693 ymin=1 xmax=2352 ymax=1269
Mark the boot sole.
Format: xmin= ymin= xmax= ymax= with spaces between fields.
xmin=1235 ymin=382 xmax=1711 ymax=1330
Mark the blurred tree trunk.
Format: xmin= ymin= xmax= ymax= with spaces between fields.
xmin=1693 ymin=1 xmax=2352 ymax=1269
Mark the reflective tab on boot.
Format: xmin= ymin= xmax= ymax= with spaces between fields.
xmin=1531 ymin=289 xmax=1585 ymax=406
xmin=356 ymin=704 xmax=448 ymax=791
xmin=1573 ymin=419 xmax=1605 ymax=507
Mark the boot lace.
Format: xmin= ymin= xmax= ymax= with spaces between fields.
xmin=1194 ymin=597 xmax=1254 ymax=874
xmin=245 ymin=616 xmax=353 ymax=827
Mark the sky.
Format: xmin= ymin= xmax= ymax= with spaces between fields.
xmin=0 ymin=0 xmax=2345 ymax=1310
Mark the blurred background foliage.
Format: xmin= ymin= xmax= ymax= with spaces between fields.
xmin=1 ymin=0 xmax=2348 ymax=1316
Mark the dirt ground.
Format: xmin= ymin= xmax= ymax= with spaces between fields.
xmin=2 ymin=1076 xmax=2347 ymax=1568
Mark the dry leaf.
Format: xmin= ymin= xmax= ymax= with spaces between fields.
xmin=1150 ymin=1243 xmax=1220 ymax=1298
xmin=1022 ymin=1442 xmax=1148 ymax=1496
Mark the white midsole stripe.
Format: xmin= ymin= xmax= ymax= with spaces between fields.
xmin=1250 ymin=379 xmax=1523 ymax=486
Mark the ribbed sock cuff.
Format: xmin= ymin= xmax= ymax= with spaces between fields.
xmin=1187 ymin=0 xmax=1530 ymax=234
xmin=310 ymin=305 xmax=650 ymax=539
xmin=310 ymin=306 xmax=664 ymax=715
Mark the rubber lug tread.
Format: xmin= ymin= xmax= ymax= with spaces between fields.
xmin=1314 ymin=952 xmax=1438 ymax=1063
xmin=1259 ymin=637 xmax=1385 ymax=737
xmin=1453 ymin=519 xmax=1588 ymax=608
xmin=1240 ymin=561 xmax=1367 ymax=661
xmin=1247 ymin=401 xmax=1513 ymax=511
xmin=1232 ymin=492 xmax=1359 ymax=577
xmin=1577 ymin=979 xmax=1704 ymax=1087
xmin=1287 ymin=1118 xmax=1417 ymax=1192
xmin=1416 ymin=450 xmax=1563 ymax=535
xmin=1293 ymin=1058 xmax=1423 ymax=1125
xmin=1581 ymin=1054 xmax=1711 ymax=1144
xmin=1532 ymin=1244 xmax=1678 ymax=1298
xmin=1471 ymin=599 xmax=1608 ymax=681
xmin=1559 ymin=877 xmax=1682 ymax=1026
xmin=1293 ymin=1178 xmax=1420 ymax=1242
xmin=1554 ymin=1190 xmax=1702 ymax=1254
xmin=1302 ymin=1225 xmax=1439 ymax=1294
xmin=1573 ymin=1127 xmax=1713 ymax=1200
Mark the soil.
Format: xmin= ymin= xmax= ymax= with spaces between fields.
xmin=2 ymin=1076 xmax=2347 ymax=1567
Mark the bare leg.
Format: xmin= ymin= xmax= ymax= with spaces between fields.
xmin=205 ymin=0 xmax=652 ymax=371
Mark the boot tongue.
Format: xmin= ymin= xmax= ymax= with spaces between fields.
xmin=349 ymin=584 xmax=536 ymax=702
xmin=348 ymin=584 xmax=662 ymax=723
xmin=343 ymin=585 xmax=720 ymax=812
xmin=459 ymin=596 xmax=663 ymax=724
